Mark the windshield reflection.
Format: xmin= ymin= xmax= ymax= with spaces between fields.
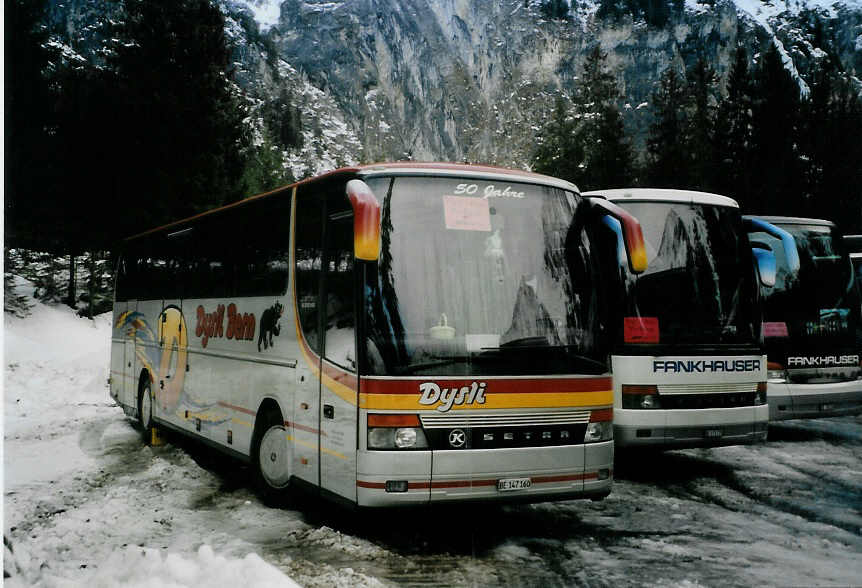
xmin=614 ymin=202 xmax=759 ymax=347
xmin=362 ymin=176 xmax=606 ymax=376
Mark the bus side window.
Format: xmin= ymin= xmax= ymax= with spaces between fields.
xmin=323 ymin=188 xmax=355 ymax=371
xmin=295 ymin=188 xmax=325 ymax=354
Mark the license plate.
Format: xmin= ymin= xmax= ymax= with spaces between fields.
xmin=704 ymin=429 xmax=723 ymax=439
xmin=821 ymin=404 xmax=833 ymax=411
xmin=497 ymin=477 xmax=532 ymax=492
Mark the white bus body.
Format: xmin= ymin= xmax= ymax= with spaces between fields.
xmin=109 ymin=163 xmax=647 ymax=506
xmin=582 ymin=189 xmax=769 ymax=448
xmin=747 ymin=217 xmax=862 ymax=420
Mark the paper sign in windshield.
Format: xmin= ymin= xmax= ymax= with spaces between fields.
xmin=444 ymin=195 xmax=491 ymax=231
xmin=762 ymin=321 xmax=789 ymax=338
xmin=624 ymin=317 xmax=659 ymax=343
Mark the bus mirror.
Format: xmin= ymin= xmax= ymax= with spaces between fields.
xmin=601 ymin=216 xmax=628 ymax=268
xmin=743 ymin=217 xmax=800 ymax=274
xmin=588 ymin=198 xmax=648 ymax=274
xmin=346 ymin=179 xmax=381 ymax=261
xmin=752 ymin=247 xmax=777 ymax=287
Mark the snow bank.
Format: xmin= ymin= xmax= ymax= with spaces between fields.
xmin=81 ymin=544 xmax=300 ymax=588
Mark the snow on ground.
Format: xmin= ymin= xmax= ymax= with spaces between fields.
xmin=4 ymin=277 xmax=862 ymax=586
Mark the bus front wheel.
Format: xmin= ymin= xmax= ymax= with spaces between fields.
xmin=251 ymin=408 xmax=291 ymax=505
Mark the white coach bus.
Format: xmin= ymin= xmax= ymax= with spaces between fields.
xmin=746 ymin=217 xmax=862 ymax=420
xmin=109 ymin=163 xmax=648 ymax=507
xmin=581 ymin=189 xmax=771 ymax=448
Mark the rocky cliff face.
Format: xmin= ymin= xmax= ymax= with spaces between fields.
xmin=231 ymin=0 xmax=862 ymax=169
xmin=44 ymin=0 xmax=862 ymax=174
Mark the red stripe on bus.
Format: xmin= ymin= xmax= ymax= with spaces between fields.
xmin=356 ymin=480 xmax=386 ymax=489
xmin=217 ymin=401 xmax=256 ymax=416
xmin=361 ymin=377 xmax=611 ymax=395
xmin=531 ymin=472 xmax=598 ymax=483
xmin=284 ymin=420 xmax=324 ymax=436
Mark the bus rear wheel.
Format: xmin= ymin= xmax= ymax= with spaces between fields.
xmin=138 ymin=378 xmax=154 ymax=441
xmin=251 ymin=408 xmax=291 ymax=505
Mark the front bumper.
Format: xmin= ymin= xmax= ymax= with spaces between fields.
xmin=614 ymin=405 xmax=770 ymax=449
xmin=356 ymin=442 xmax=613 ymax=507
xmin=767 ymin=379 xmax=862 ymax=421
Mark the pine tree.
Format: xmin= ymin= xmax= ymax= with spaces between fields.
xmin=801 ymin=67 xmax=862 ymax=230
xmin=109 ymin=0 xmax=252 ymax=230
xmin=685 ymin=58 xmax=717 ymax=191
xmin=713 ymin=46 xmax=754 ymax=205
xmin=749 ymin=42 xmax=804 ymax=216
xmin=572 ymin=46 xmax=635 ymax=189
xmin=645 ymin=66 xmax=688 ymax=187
xmin=5 ymin=0 xmax=58 ymax=251
xmin=532 ymin=96 xmax=582 ymax=184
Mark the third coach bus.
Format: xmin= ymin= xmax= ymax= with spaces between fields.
xmin=746 ymin=216 xmax=862 ymax=420
xmin=582 ymin=189 xmax=771 ymax=448
xmin=109 ymin=163 xmax=647 ymax=506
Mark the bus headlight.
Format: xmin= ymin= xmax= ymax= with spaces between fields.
xmin=584 ymin=421 xmax=613 ymax=443
xmin=767 ymin=369 xmax=786 ymax=382
xmin=585 ymin=408 xmax=613 ymax=443
xmin=368 ymin=427 xmax=429 ymax=449
xmin=367 ymin=414 xmax=429 ymax=450
xmin=622 ymin=385 xmax=661 ymax=409
xmin=767 ymin=362 xmax=787 ymax=383
xmin=394 ymin=427 xmax=418 ymax=448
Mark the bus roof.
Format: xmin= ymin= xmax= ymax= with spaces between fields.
xmin=125 ymin=162 xmax=579 ymax=243
xmin=354 ymin=162 xmax=579 ymax=191
xmin=743 ymin=215 xmax=836 ymax=228
xmin=581 ymin=188 xmax=738 ymax=208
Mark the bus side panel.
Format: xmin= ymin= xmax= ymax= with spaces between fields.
xmin=157 ymin=296 xmax=299 ymax=459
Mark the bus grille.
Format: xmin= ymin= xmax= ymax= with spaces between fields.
xmin=420 ymin=411 xmax=592 ymax=450
xmin=657 ymin=383 xmax=758 ymax=395
xmin=420 ymin=410 xmax=591 ymax=429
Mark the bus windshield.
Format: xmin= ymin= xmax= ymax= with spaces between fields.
xmin=362 ymin=176 xmax=605 ymax=376
xmin=753 ymin=222 xmax=861 ymax=371
xmin=615 ymin=201 xmax=759 ymax=348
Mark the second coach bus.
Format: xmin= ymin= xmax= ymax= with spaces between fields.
xmin=746 ymin=216 xmax=862 ymax=420
xmin=582 ymin=189 xmax=771 ymax=448
xmin=109 ymin=163 xmax=647 ymax=507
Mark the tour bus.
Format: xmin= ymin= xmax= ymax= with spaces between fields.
xmin=580 ymin=189 xmax=771 ymax=448
xmin=109 ymin=163 xmax=648 ymax=507
xmin=745 ymin=217 xmax=862 ymax=420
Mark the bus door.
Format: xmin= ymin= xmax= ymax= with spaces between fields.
xmin=319 ymin=192 xmax=358 ymax=501
xmin=293 ymin=187 xmax=324 ymax=487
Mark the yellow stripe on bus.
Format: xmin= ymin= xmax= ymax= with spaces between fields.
xmin=359 ymin=390 xmax=613 ymax=411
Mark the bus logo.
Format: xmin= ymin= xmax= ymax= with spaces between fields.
xmin=418 ymin=381 xmax=487 ymax=412
xmin=448 ymin=429 xmax=467 ymax=448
